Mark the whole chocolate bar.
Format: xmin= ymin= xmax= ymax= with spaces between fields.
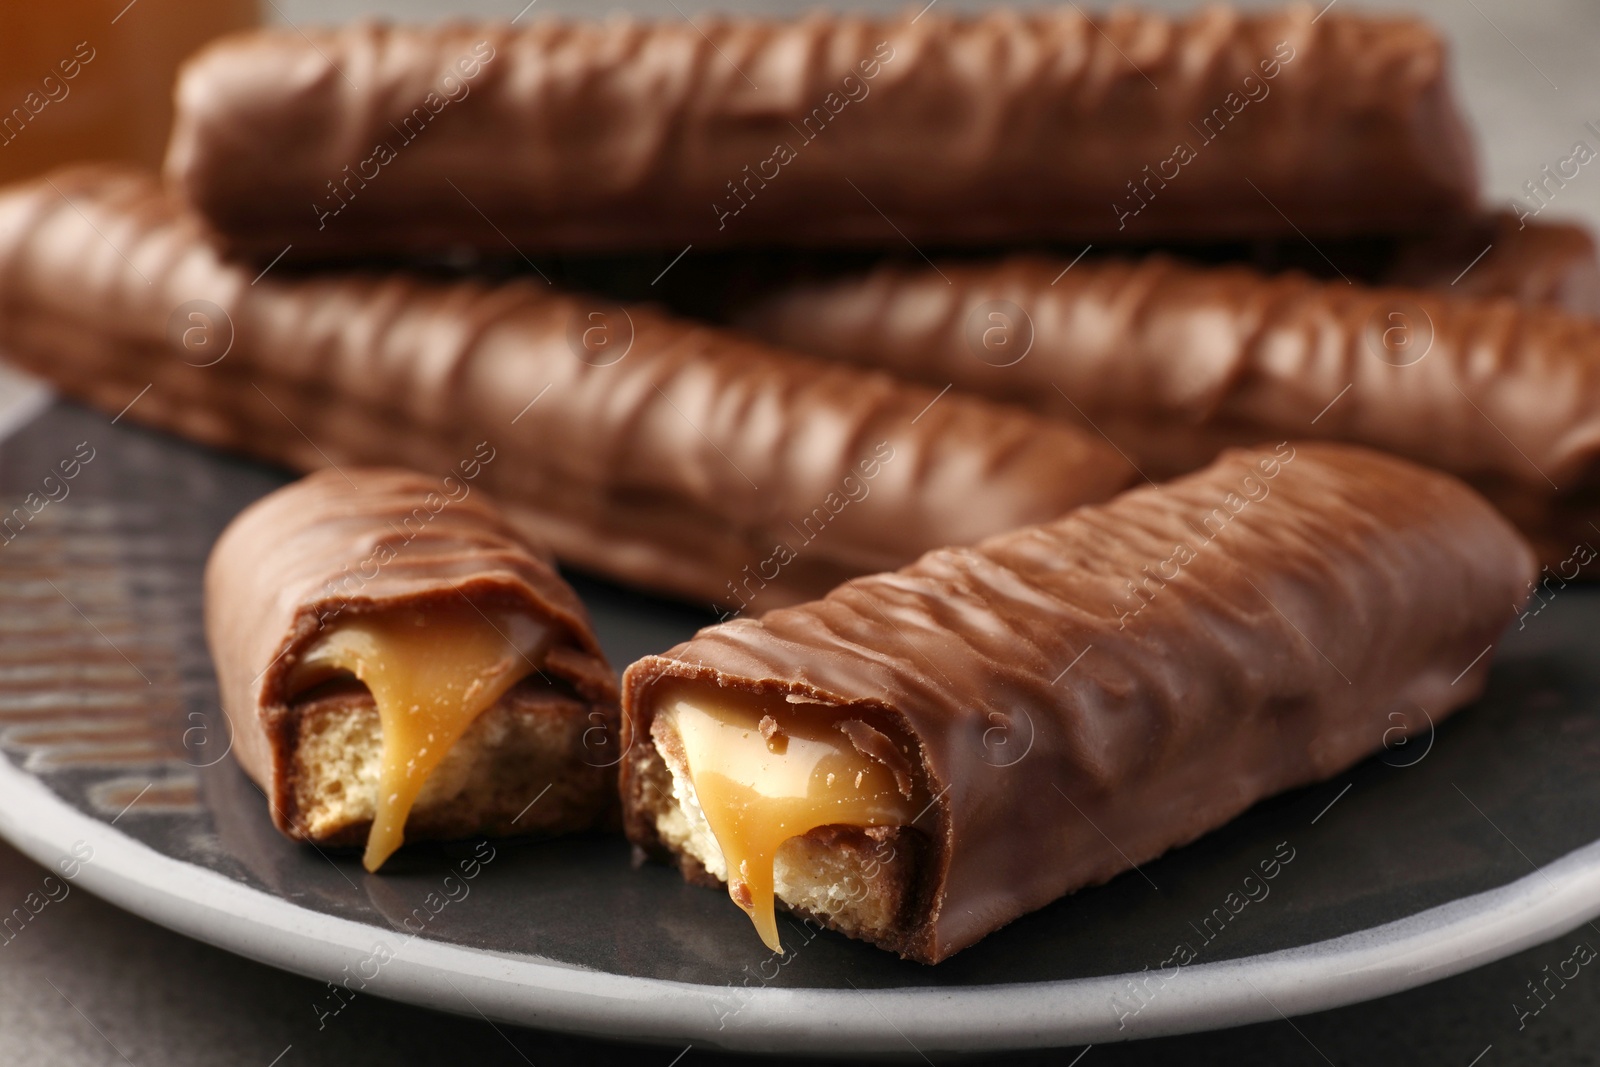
xmin=740 ymin=252 xmax=1600 ymax=564
xmin=1216 ymin=212 xmax=1600 ymax=316
xmin=207 ymin=467 xmax=618 ymax=870
xmin=0 ymin=166 xmax=1132 ymax=611
xmin=1383 ymin=211 xmax=1600 ymax=317
xmin=617 ymin=211 xmax=1600 ymax=330
xmin=164 ymin=7 xmax=1477 ymax=262
xmin=622 ymin=444 xmax=1535 ymax=962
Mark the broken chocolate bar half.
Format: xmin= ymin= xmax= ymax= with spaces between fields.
xmin=205 ymin=467 xmax=618 ymax=871
xmin=622 ymin=444 xmax=1534 ymax=962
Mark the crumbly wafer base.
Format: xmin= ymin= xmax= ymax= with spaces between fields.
xmin=287 ymin=681 xmax=616 ymax=847
xmin=629 ymin=717 xmax=926 ymax=954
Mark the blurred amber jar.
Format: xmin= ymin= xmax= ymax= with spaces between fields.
xmin=0 ymin=0 xmax=257 ymax=184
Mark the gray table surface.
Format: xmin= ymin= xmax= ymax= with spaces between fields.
xmin=5 ymin=0 xmax=1600 ymax=1063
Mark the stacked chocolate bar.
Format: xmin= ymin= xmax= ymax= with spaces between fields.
xmin=0 ymin=6 xmax=1560 ymax=960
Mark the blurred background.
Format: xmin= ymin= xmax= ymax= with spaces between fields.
xmin=2 ymin=1 xmax=1598 ymax=1065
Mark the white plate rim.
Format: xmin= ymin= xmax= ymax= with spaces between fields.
xmin=3 ymin=756 xmax=1598 ymax=1055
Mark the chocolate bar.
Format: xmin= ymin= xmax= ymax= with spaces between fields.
xmin=622 ymin=443 xmax=1535 ymax=962
xmin=609 ymin=212 xmax=1600 ymax=333
xmin=740 ymin=252 xmax=1600 ymax=564
xmin=1383 ymin=211 xmax=1600 ymax=317
xmin=206 ymin=467 xmax=618 ymax=870
xmin=164 ymin=7 xmax=1477 ymax=262
xmin=0 ymin=166 xmax=1134 ymax=611
xmin=1208 ymin=212 xmax=1600 ymax=315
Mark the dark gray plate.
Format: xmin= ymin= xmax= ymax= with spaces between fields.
xmin=2 ymin=398 xmax=1598 ymax=1055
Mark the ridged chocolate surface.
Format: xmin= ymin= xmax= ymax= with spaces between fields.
xmin=164 ymin=6 xmax=1477 ymax=261
xmin=623 ymin=444 xmax=1537 ymax=962
xmin=204 ymin=467 xmax=617 ymax=839
xmin=741 ymin=252 xmax=1600 ymax=562
xmin=0 ymin=166 xmax=1132 ymax=610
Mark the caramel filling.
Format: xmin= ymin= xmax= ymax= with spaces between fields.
xmin=661 ymin=695 xmax=916 ymax=952
xmin=290 ymin=602 xmax=546 ymax=872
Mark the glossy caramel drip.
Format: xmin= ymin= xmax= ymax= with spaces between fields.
xmin=292 ymin=602 xmax=545 ymax=871
xmin=663 ymin=696 xmax=914 ymax=952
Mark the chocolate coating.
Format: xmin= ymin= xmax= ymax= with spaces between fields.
xmin=164 ymin=7 xmax=1477 ymax=261
xmin=1384 ymin=211 xmax=1600 ymax=317
xmin=623 ymin=444 xmax=1536 ymax=962
xmin=740 ymin=252 xmax=1600 ymax=565
xmin=1227 ymin=213 xmax=1600 ymax=314
xmin=0 ymin=166 xmax=1132 ymax=609
xmin=204 ymin=467 xmax=617 ymax=839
